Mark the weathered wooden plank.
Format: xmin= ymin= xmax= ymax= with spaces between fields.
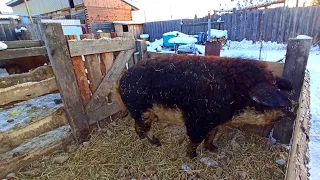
xmin=291 ymin=8 xmax=299 ymax=38
xmin=273 ymin=38 xmax=312 ymax=144
xmin=96 ymin=33 xmax=114 ymax=76
xmin=278 ymin=7 xmax=287 ymax=43
xmin=285 ymin=73 xmax=310 ymax=180
xmin=80 ymin=34 xmax=103 ymax=93
xmin=0 ymin=129 xmax=72 ymax=179
xmin=0 ymin=47 xmax=47 ymax=60
xmin=41 ymin=23 xmax=90 ymax=142
xmin=0 ymin=107 xmax=68 ymax=154
xmin=0 ymin=65 xmax=53 ymax=88
xmin=283 ymin=38 xmax=312 ymax=101
xmin=3 ymin=40 xmax=42 ymax=49
xmin=271 ymin=8 xmax=279 ymax=42
xmin=85 ymin=49 xmax=135 ymax=113
xmin=0 ymin=77 xmax=58 ymax=106
xmin=68 ymin=38 xmax=135 ymax=57
xmin=65 ymin=35 xmax=91 ymax=105
xmin=87 ymin=102 xmax=121 ymax=125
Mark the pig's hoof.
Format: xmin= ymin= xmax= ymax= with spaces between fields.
xmin=205 ymin=144 xmax=218 ymax=152
xmin=186 ymin=151 xmax=197 ymax=159
xmin=150 ymin=138 xmax=162 ymax=147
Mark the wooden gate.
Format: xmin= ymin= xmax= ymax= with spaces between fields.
xmin=41 ymin=23 xmax=137 ymax=142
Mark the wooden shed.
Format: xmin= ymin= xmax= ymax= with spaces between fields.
xmin=113 ymin=21 xmax=143 ymax=39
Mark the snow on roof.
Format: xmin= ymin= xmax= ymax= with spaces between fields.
xmin=168 ymin=37 xmax=197 ymax=44
xmin=113 ymin=21 xmax=143 ymax=25
xmin=296 ymin=35 xmax=312 ymax=40
xmin=0 ymin=14 xmax=20 ymax=20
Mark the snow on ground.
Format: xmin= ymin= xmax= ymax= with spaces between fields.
xmin=0 ymin=93 xmax=63 ymax=132
xmin=0 ymin=68 xmax=8 ymax=77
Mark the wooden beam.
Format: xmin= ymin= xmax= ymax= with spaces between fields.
xmin=273 ymin=37 xmax=312 ymax=144
xmin=87 ymin=102 xmax=121 ymax=125
xmin=0 ymin=131 xmax=72 ymax=179
xmin=41 ymin=23 xmax=90 ymax=143
xmin=0 ymin=77 xmax=58 ymax=106
xmin=0 ymin=47 xmax=47 ymax=60
xmin=68 ymin=38 xmax=135 ymax=57
xmin=285 ymin=72 xmax=310 ymax=180
xmin=3 ymin=40 xmax=42 ymax=49
xmin=65 ymin=35 xmax=91 ymax=105
xmin=283 ymin=38 xmax=312 ymax=100
xmin=0 ymin=65 xmax=54 ymax=88
xmin=181 ymin=22 xmax=224 ymax=26
xmin=0 ymin=107 xmax=68 ymax=154
xmin=85 ymin=49 xmax=135 ymax=113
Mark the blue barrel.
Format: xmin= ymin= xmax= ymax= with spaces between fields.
xmin=163 ymin=34 xmax=176 ymax=47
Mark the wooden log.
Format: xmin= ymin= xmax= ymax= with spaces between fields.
xmin=0 ymin=130 xmax=72 ymax=179
xmin=0 ymin=77 xmax=58 ymax=106
xmin=68 ymin=38 xmax=135 ymax=57
xmin=96 ymin=33 xmax=114 ymax=76
xmin=3 ymin=40 xmax=42 ymax=49
xmin=87 ymin=102 xmax=121 ymax=125
xmin=0 ymin=65 xmax=53 ymax=88
xmin=0 ymin=47 xmax=47 ymax=60
xmin=273 ymin=37 xmax=312 ymax=144
xmin=283 ymin=38 xmax=312 ymax=100
xmin=85 ymin=49 xmax=135 ymax=113
xmin=136 ymin=40 xmax=147 ymax=62
xmin=80 ymin=34 xmax=103 ymax=93
xmin=65 ymin=35 xmax=91 ymax=105
xmin=0 ymin=107 xmax=68 ymax=153
xmin=41 ymin=23 xmax=90 ymax=143
xmin=285 ymin=72 xmax=310 ymax=180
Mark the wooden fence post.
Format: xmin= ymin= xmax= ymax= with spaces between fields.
xmin=41 ymin=23 xmax=90 ymax=143
xmin=272 ymin=37 xmax=312 ymax=144
xmin=136 ymin=39 xmax=147 ymax=62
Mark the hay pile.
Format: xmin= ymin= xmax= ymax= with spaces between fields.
xmin=15 ymin=116 xmax=288 ymax=180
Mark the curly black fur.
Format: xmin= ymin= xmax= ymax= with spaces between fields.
xmin=119 ymin=54 xmax=292 ymax=157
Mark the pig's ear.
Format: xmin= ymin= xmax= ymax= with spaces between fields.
xmin=250 ymin=83 xmax=292 ymax=108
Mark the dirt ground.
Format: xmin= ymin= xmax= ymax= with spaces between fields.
xmin=11 ymin=116 xmax=288 ymax=180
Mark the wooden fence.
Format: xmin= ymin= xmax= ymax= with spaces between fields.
xmin=0 ymin=24 xmax=43 ymax=41
xmin=143 ymin=6 xmax=320 ymax=44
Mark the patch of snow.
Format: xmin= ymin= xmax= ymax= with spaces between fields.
xmin=208 ymin=29 xmax=228 ymax=39
xmin=97 ymin=30 xmax=103 ymax=33
xmin=296 ymin=35 xmax=312 ymax=39
xmin=163 ymin=31 xmax=188 ymax=37
xmin=168 ymin=37 xmax=197 ymax=44
xmin=0 ymin=68 xmax=8 ymax=77
xmin=0 ymin=93 xmax=63 ymax=132
xmin=153 ymin=38 xmax=163 ymax=46
xmin=0 ymin=42 xmax=8 ymax=51
xmin=140 ymin=34 xmax=149 ymax=39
